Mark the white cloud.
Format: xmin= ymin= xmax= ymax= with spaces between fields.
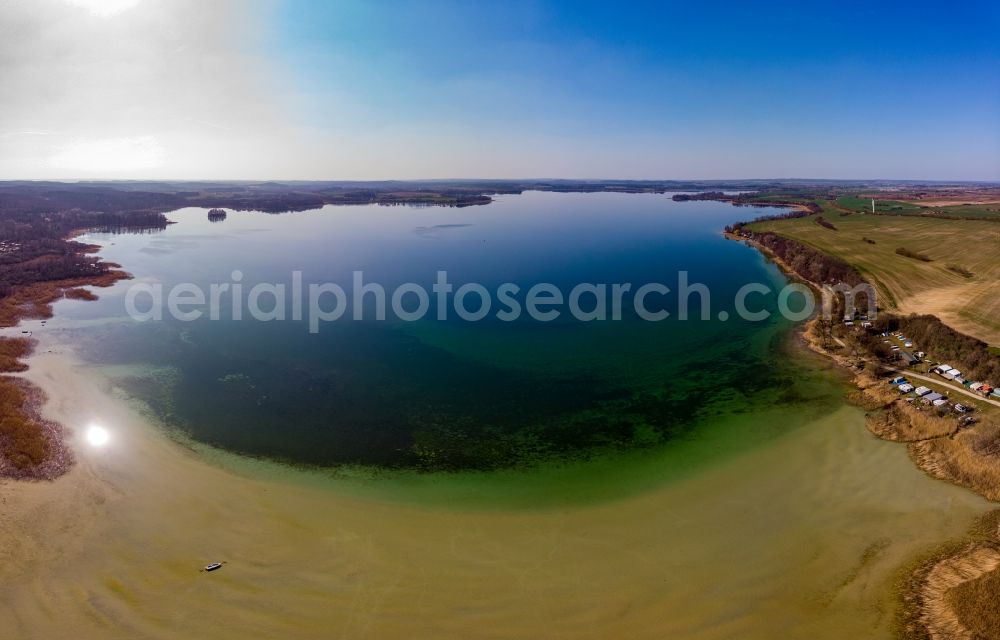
xmin=47 ymin=135 xmax=165 ymax=172
xmin=63 ymin=0 xmax=143 ymax=18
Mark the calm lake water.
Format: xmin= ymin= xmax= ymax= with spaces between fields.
xmin=51 ymin=191 xmax=838 ymax=489
xmin=21 ymin=191 xmax=994 ymax=639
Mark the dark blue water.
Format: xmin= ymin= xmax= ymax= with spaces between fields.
xmin=51 ymin=191 xmax=834 ymax=471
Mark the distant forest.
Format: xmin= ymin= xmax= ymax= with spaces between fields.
xmin=0 ymin=201 xmax=168 ymax=299
xmin=0 ymin=178 xmax=995 ymax=305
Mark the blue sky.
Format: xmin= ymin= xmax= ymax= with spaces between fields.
xmin=1 ymin=0 xmax=997 ymax=179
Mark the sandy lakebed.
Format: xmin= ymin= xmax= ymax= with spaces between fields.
xmin=0 ymin=331 xmax=992 ymax=640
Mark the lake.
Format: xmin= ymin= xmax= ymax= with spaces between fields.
xmin=11 ymin=191 xmax=988 ymax=639
xmin=55 ymin=191 xmax=834 ymax=497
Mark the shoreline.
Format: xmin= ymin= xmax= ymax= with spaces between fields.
xmin=0 ymin=209 xmax=827 ymax=481
xmin=2 ymin=334 xmax=989 ymax=639
xmin=0 ymin=198 xmax=993 ymax=636
xmin=0 ymin=227 xmax=131 ymax=480
xmin=0 ymin=198 xmax=994 ymax=638
xmin=728 ymin=228 xmax=1000 ymax=638
xmin=726 ymin=230 xmax=997 ymax=484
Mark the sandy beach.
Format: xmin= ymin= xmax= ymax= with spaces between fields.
xmin=0 ymin=335 xmax=991 ymax=640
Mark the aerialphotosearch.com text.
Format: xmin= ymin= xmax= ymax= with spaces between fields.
xmin=124 ymin=270 xmax=876 ymax=333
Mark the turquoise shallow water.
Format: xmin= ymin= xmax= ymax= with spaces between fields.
xmin=50 ymin=191 xmax=842 ymax=483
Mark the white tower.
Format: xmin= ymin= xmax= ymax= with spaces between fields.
xmin=871 ymin=198 xmax=875 ymax=213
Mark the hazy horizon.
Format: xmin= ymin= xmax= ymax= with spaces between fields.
xmin=1 ymin=0 xmax=998 ymax=181
xmin=3 ymin=177 xmax=1000 ymax=185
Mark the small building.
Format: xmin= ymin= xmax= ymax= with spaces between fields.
xmin=936 ymin=364 xmax=954 ymax=374
xmin=898 ymin=351 xmax=919 ymax=365
xmin=898 ymin=384 xmax=915 ymax=394
xmin=948 ymin=369 xmax=962 ymax=377
xmin=923 ymin=392 xmax=944 ymax=404
xmin=970 ymin=382 xmax=984 ymax=392
xmin=913 ymin=386 xmax=932 ymax=397
xmin=932 ymin=398 xmax=949 ymax=407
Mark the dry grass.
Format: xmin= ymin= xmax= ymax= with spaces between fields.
xmin=0 ymin=270 xmax=125 ymax=328
xmin=921 ymin=545 xmax=1000 ymax=639
xmin=0 ymin=377 xmax=51 ymax=469
xmin=857 ymin=371 xmax=901 ymax=400
xmin=854 ymin=371 xmax=957 ymax=442
xmin=751 ymin=216 xmax=1000 ymax=345
xmin=63 ymin=287 xmax=98 ymax=301
xmin=0 ymin=270 xmax=127 ymax=476
xmin=0 ymin=339 xmax=49 ymax=470
xmin=908 ymin=420 xmax=1000 ymax=501
xmin=845 ymin=388 xmax=884 ymax=411
xmin=0 ymin=337 xmax=33 ymax=373
xmin=948 ymin=563 xmax=1000 ymax=639
xmin=895 ymin=511 xmax=1000 ymax=640
xmin=867 ymin=403 xmax=955 ymax=442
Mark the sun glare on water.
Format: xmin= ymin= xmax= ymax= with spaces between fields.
xmin=86 ymin=424 xmax=110 ymax=447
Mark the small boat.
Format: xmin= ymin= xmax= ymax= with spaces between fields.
xmin=204 ymin=562 xmax=223 ymax=572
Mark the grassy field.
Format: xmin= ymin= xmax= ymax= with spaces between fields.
xmin=834 ymin=195 xmax=922 ymax=214
xmin=831 ymin=196 xmax=1000 ymax=219
xmin=750 ymin=215 xmax=1000 ymax=345
xmin=918 ymin=202 xmax=1000 ymax=219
